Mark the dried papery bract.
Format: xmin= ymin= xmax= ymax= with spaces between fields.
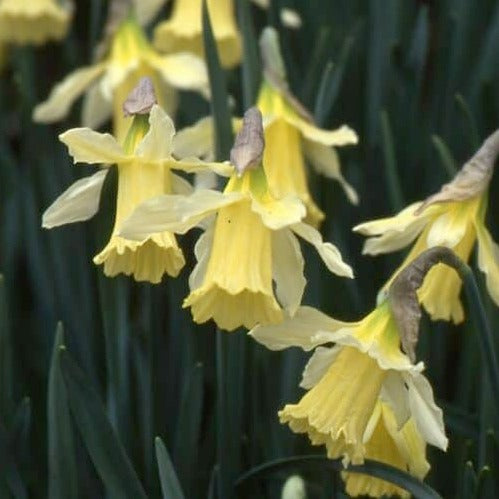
xmin=416 ymin=129 xmax=499 ymax=214
xmin=389 ymin=247 xmax=463 ymax=362
xmin=123 ymin=76 xmax=157 ymax=116
xmin=230 ymin=107 xmax=265 ymax=176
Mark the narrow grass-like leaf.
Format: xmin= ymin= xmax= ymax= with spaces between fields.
xmin=173 ymin=362 xmax=204 ymax=493
xmin=59 ymin=348 xmax=147 ymax=499
xmin=0 ymin=275 xmax=13 ymax=418
xmin=462 ymin=461 xmax=477 ymax=498
xmin=454 ymin=94 xmax=481 ymax=150
xmin=238 ymin=0 xmax=261 ymax=109
xmin=235 ymin=455 xmax=442 ymax=498
xmin=155 ymin=437 xmax=185 ymax=499
xmin=380 ymin=110 xmax=404 ymax=211
xmin=48 ymin=323 xmax=77 ymax=499
xmin=202 ymin=0 xmax=234 ymax=160
xmin=431 ymin=135 xmax=458 ymax=178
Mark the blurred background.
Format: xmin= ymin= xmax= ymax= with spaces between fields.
xmin=0 ymin=0 xmax=498 ymax=497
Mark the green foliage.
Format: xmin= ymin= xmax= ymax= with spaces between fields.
xmin=0 ymin=0 xmax=498 ymax=498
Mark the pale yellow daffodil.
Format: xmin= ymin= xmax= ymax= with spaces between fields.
xmin=120 ymin=108 xmax=353 ymax=330
xmin=153 ymin=0 xmax=241 ymax=68
xmin=33 ymin=10 xmax=208 ymax=142
xmin=249 ymin=302 xmax=447 ymax=495
xmin=354 ymin=130 xmax=499 ymax=324
xmin=0 ymin=0 xmax=73 ymax=45
xmin=42 ymin=103 xmax=225 ymax=283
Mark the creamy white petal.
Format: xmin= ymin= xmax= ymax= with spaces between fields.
xmin=249 ymin=305 xmax=350 ymax=351
xmin=380 ymin=371 xmax=411 ymax=429
xmin=300 ymin=345 xmax=341 ymax=389
xmin=135 ymin=105 xmax=175 ymax=160
xmin=59 ymin=128 xmax=128 ymax=165
xmin=148 ymin=52 xmax=209 ymax=95
xmin=291 ymin=222 xmax=353 ymax=278
xmin=174 ymin=157 xmax=234 ymax=177
xmin=303 ymin=139 xmax=358 ymax=204
xmin=280 ymin=8 xmax=302 ymax=29
xmin=426 ymin=211 xmax=467 ymax=248
xmin=172 ymin=116 xmax=214 ymax=160
xmin=271 ymin=229 xmax=306 ymax=315
xmin=81 ymin=83 xmax=112 ymax=130
xmin=188 ymin=224 xmax=214 ymax=291
xmin=119 ymin=190 xmax=244 ymax=240
xmin=405 ymin=373 xmax=448 ymax=451
xmin=475 ymin=222 xmax=499 ymax=305
xmin=42 ymin=170 xmax=108 ymax=229
xmin=33 ymin=64 xmax=106 ymax=123
xmin=171 ymin=173 xmax=194 ymax=195
xmin=251 ymin=195 xmax=306 ymax=230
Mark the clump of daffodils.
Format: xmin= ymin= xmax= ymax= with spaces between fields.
xmin=354 ymin=129 xmax=499 ymax=323
xmin=121 ymin=107 xmax=353 ymax=330
xmin=0 ymin=0 xmax=73 ymax=45
xmin=250 ymin=250 xmax=450 ymax=498
xmin=42 ymin=77 xmax=226 ymax=283
xmin=33 ymin=0 xmax=209 ymax=142
xmin=153 ymin=0 xmax=242 ymax=68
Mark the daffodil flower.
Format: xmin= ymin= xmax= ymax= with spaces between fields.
xmin=0 ymin=0 xmax=73 ymax=45
xmin=120 ymin=108 xmax=353 ymax=330
xmin=153 ymin=0 xmax=241 ymax=68
xmin=43 ymin=97 xmax=228 ymax=283
xmin=354 ymin=130 xmax=499 ymax=323
xmin=249 ymin=302 xmax=447 ymax=490
xmin=33 ymin=8 xmax=208 ymax=142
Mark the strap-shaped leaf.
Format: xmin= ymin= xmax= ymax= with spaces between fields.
xmin=155 ymin=437 xmax=185 ymax=499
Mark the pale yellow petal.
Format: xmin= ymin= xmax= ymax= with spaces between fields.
xmin=174 ymin=157 xmax=234 ymax=176
xmin=300 ymin=346 xmax=341 ymax=389
xmin=188 ymin=224 xmax=214 ymax=291
xmin=426 ymin=203 xmax=470 ymax=248
xmin=59 ymin=128 xmax=128 ymax=165
xmin=135 ymin=105 xmax=175 ymax=160
xmin=302 ymin=139 xmax=358 ymax=204
xmin=291 ymin=222 xmax=353 ymax=278
xmin=380 ymin=371 xmax=411 ymax=429
xmin=172 ymin=116 xmax=214 ymax=160
xmin=119 ymin=190 xmax=244 ymax=240
xmin=81 ymin=83 xmax=112 ymax=130
xmin=170 ymin=173 xmax=194 ymax=195
xmin=271 ymin=229 xmax=306 ymax=314
xmin=280 ymin=8 xmax=302 ymax=29
xmin=33 ymin=64 xmax=106 ymax=123
xmin=249 ymin=306 xmax=352 ymax=351
xmin=42 ymin=170 xmax=108 ymax=228
xmin=251 ymin=194 xmax=306 ymax=230
xmin=475 ymin=221 xmax=499 ymax=305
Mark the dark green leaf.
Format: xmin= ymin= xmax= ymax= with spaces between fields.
xmin=48 ymin=323 xmax=78 ymax=499
xmin=155 ymin=437 xmax=185 ymax=499
xmin=431 ymin=135 xmax=458 ymax=178
xmin=59 ymin=348 xmax=147 ymax=499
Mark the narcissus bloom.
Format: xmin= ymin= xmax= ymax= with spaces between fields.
xmin=43 ymin=99 xmax=223 ymax=283
xmin=121 ymin=108 xmax=353 ymax=330
xmin=0 ymin=0 xmax=73 ymax=45
xmin=153 ymin=0 xmax=241 ymax=68
xmin=354 ymin=129 xmax=499 ymax=323
xmin=33 ymin=9 xmax=208 ymax=142
xmin=250 ymin=302 xmax=447 ymax=495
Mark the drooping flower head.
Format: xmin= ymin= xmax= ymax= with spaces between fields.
xmin=153 ymin=0 xmax=242 ymax=68
xmin=249 ymin=275 xmax=447 ymax=496
xmin=33 ymin=0 xmax=209 ymax=142
xmin=0 ymin=0 xmax=73 ymax=45
xmin=354 ymin=129 xmax=499 ymax=323
xmin=121 ymin=107 xmax=354 ymax=330
xmin=42 ymin=78 xmax=222 ymax=283
xmin=257 ymin=27 xmax=358 ymax=227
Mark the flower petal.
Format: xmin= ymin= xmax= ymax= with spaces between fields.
xmin=188 ymin=223 xmax=215 ymax=291
xmin=171 ymin=173 xmax=194 ymax=195
xmin=42 ymin=170 xmax=108 ymax=229
xmin=133 ymin=0 xmax=166 ymax=26
xmin=249 ymin=305 xmax=350 ymax=351
xmin=81 ymin=82 xmax=112 ymax=130
xmin=475 ymin=221 xmax=499 ymax=305
xmin=33 ymin=64 xmax=106 ymax=123
xmin=405 ymin=373 xmax=448 ymax=451
xmin=380 ymin=371 xmax=411 ymax=429
xmin=119 ymin=190 xmax=244 ymax=240
xmin=174 ymin=157 xmax=234 ymax=177
xmin=59 ymin=128 xmax=128 ymax=165
xmin=135 ymin=105 xmax=175 ymax=160
xmin=300 ymin=346 xmax=341 ymax=389
xmin=303 ymin=139 xmax=358 ymax=204
xmin=271 ymin=229 xmax=306 ymax=314
xmin=148 ymin=52 xmax=209 ymax=96
xmin=172 ymin=116 xmax=214 ymax=160
xmin=426 ymin=204 xmax=470 ymax=248
xmin=251 ymin=194 xmax=306 ymax=230
xmin=291 ymin=222 xmax=353 ymax=278
xmin=284 ymin=111 xmax=358 ymax=147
